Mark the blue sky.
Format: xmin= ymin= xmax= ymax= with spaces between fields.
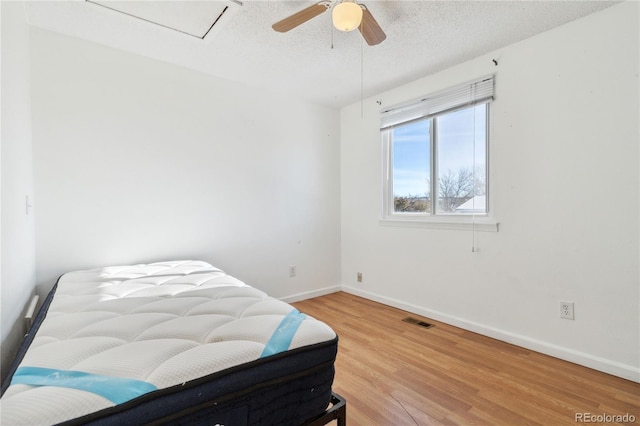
xmin=393 ymin=119 xmax=430 ymax=197
xmin=392 ymin=105 xmax=486 ymax=197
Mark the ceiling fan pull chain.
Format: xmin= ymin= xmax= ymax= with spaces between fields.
xmin=360 ymin=34 xmax=364 ymax=118
xmin=331 ymin=18 xmax=335 ymax=49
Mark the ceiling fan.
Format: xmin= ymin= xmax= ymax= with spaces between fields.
xmin=272 ymin=0 xmax=386 ymax=46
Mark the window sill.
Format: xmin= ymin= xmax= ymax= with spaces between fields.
xmin=379 ymin=217 xmax=499 ymax=232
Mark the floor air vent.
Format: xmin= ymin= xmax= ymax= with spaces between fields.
xmin=402 ymin=317 xmax=434 ymax=329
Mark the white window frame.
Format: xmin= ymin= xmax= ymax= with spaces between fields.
xmin=380 ymin=77 xmax=498 ymax=232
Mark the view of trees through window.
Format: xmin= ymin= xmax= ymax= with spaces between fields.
xmin=391 ymin=104 xmax=487 ymax=215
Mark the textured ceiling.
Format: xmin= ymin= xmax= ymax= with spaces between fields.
xmin=25 ymin=0 xmax=619 ymax=109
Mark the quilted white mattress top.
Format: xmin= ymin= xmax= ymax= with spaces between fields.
xmin=1 ymin=260 xmax=336 ymax=425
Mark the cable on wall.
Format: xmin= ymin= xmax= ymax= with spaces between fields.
xmin=471 ymin=82 xmax=477 ymax=253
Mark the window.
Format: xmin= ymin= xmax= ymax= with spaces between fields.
xmin=382 ymin=76 xmax=493 ymax=222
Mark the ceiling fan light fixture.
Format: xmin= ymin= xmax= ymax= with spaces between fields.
xmin=332 ymin=1 xmax=363 ymax=32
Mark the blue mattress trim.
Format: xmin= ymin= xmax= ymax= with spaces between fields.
xmin=11 ymin=367 xmax=158 ymax=404
xmin=65 ymin=340 xmax=338 ymax=425
xmin=261 ymin=309 xmax=307 ymax=358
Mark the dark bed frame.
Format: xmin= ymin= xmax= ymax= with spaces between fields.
xmin=304 ymin=392 xmax=347 ymax=426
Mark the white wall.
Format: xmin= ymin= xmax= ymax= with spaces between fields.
xmin=0 ymin=2 xmax=37 ymax=380
xmin=340 ymin=2 xmax=639 ymax=381
xmin=30 ymin=28 xmax=341 ymax=301
xmin=9 ymin=0 xmax=638 ymax=385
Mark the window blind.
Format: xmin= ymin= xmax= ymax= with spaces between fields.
xmin=380 ymin=75 xmax=494 ymax=129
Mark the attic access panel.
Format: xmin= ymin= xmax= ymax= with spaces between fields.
xmin=86 ymin=0 xmax=240 ymax=40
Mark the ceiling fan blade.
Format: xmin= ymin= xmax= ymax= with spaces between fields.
xmin=272 ymin=2 xmax=329 ymax=33
xmin=358 ymin=5 xmax=386 ymax=46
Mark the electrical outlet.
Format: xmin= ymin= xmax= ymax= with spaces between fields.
xmin=560 ymin=301 xmax=574 ymax=320
xmin=357 ymin=272 xmax=363 ymax=283
xmin=288 ymin=266 xmax=296 ymax=277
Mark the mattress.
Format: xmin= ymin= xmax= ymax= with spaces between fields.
xmin=1 ymin=260 xmax=339 ymax=425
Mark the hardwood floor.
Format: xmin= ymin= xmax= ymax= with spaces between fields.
xmin=293 ymin=292 xmax=640 ymax=426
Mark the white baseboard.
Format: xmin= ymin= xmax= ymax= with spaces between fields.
xmin=280 ymin=285 xmax=341 ymax=304
xmin=342 ymin=285 xmax=640 ymax=383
